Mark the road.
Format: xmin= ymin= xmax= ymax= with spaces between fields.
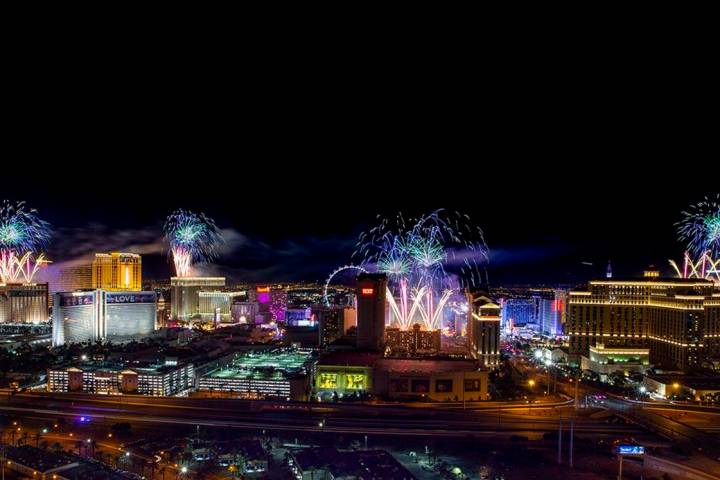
xmin=0 ymin=391 xmax=639 ymax=439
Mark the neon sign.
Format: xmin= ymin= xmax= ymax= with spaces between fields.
xmin=361 ymin=288 xmax=374 ymax=295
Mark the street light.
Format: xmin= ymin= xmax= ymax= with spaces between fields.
xmin=534 ymin=350 xmax=543 ymax=360
xmin=528 ymin=379 xmax=536 ymax=387
xmin=181 ymin=466 xmax=188 ymax=474
xmin=639 ymin=386 xmax=647 ymax=394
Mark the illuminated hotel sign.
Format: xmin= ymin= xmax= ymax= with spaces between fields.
xmin=106 ymin=293 xmax=157 ymax=304
xmin=58 ymin=292 xmax=95 ymax=307
xmin=256 ymin=286 xmax=270 ymax=293
xmin=361 ymin=288 xmax=374 ymax=296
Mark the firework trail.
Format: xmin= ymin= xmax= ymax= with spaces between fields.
xmin=0 ymin=200 xmax=52 ymax=283
xmin=164 ymin=209 xmax=223 ymax=277
xmin=677 ymin=194 xmax=720 ymax=257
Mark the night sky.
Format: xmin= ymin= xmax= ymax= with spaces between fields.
xmin=1 ymin=173 xmax=711 ymax=286
xmin=5 ymin=64 xmax=716 ymax=285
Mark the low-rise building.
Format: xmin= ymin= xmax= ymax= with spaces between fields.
xmin=314 ymin=351 xmax=379 ymax=400
xmin=314 ymin=351 xmax=489 ymax=402
xmin=580 ymin=343 xmax=651 ymax=381
xmin=375 ymin=357 xmax=488 ymax=402
xmin=47 ymin=361 xmax=194 ymax=396
xmin=289 ymin=448 xmax=414 ymax=480
xmin=197 ymin=348 xmax=315 ymax=401
xmin=643 ymin=373 xmax=720 ymax=402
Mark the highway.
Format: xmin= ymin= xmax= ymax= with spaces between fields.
xmin=0 ymin=391 xmax=640 ymax=438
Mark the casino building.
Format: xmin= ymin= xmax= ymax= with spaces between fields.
xmin=52 ymin=290 xmax=157 ymax=346
xmin=0 ymin=283 xmax=49 ymax=323
xmin=567 ymin=277 xmax=720 ymax=370
xmin=171 ymin=277 xmax=225 ymax=321
xmin=92 ymin=252 xmax=142 ymax=291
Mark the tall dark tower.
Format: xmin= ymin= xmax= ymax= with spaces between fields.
xmin=466 ymin=287 xmax=501 ymax=368
xmin=356 ymin=273 xmax=388 ymax=351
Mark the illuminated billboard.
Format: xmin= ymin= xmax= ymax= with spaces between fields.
xmin=318 ymin=373 xmax=337 ymax=389
xmin=345 ymin=374 xmax=366 ymax=390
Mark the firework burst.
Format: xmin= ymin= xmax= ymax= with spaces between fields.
xmin=0 ymin=200 xmax=52 ymax=283
xmin=677 ymin=194 xmax=720 ymax=257
xmin=353 ymin=210 xmax=489 ymax=330
xmin=164 ymin=209 xmax=223 ymax=277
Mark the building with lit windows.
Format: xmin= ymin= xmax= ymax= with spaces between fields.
xmin=0 ymin=283 xmax=49 ymax=323
xmin=92 ymin=253 xmax=142 ymax=291
xmin=197 ymin=349 xmax=315 ymax=400
xmin=47 ymin=361 xmax=194 ymax=396
xmin=52 ymin=290 xmax=157 ymax=346
xmin=171 ymin=277 xmax=225 ymax=321
xmin=198 ymin=290 xmax=245 ymax=324
xmin=385 ymin=323 xmax=441 ymax=356
xmin=538 ymin=290 xmax=567 ymax=336
xmin=315 ymin=306 xmax=356 ymax=347
xmin=567 ymin=278 xmax=720 ymax=370
xmin=580 ymin=343 xmax=651 ymax=380
xmin=467 ymin=290 xmax=501 ymax=368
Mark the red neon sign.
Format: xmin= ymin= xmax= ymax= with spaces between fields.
xmin=361 ymin=288 xmax=374 ymax=295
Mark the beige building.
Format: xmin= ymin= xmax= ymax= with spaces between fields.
xmin=385 ymin=323 xmax=441 ymax=356
xmin=467 ymin=291 xmax=501 ymax=368
xmin=92 ymin=252 xmax=142 ymax=291
xmin=567 ymin=278 xmax=720 ymax=370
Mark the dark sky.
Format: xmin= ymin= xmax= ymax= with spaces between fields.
xmin=4 ymin=49 xmax=718 ymax=285
xmin=1 ymin=174 xmax=712 ymax=286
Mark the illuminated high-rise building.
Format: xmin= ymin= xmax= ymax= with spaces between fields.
xmin=52 ymin=290 xmax=157 ymax=346
xmin=92 ymin=253 xmax=142 ymax=291
xmin=43 ymin=264 xmax=92 ymax=307
xmin=0 ymin=283 xmax=49 ymax=324
xmin=467 ymin=289 xmax=500 ymax=367
xmin=171 ymin=277 xmax=225 ymax=321
xmin=567 ymin=278 xmax=720 ymax=370
xmin=356 ymin=273 xmax=387 ymax=351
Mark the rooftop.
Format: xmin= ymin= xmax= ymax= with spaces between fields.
xmin=317 ymin=350 xmax=382 ymax=367
xmin=204 ymin=348 xmax=316 ymax=380
xmin=4 ymin=445 xmax=76 ymax=472
xmin=292 ymin=448 xmax=415 ymax=479
xmin=375 ymin=357 xmax=479 ymax=375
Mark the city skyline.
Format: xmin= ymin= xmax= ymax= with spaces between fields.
xmin=0 ymin=180 xmax=714 ymax=285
